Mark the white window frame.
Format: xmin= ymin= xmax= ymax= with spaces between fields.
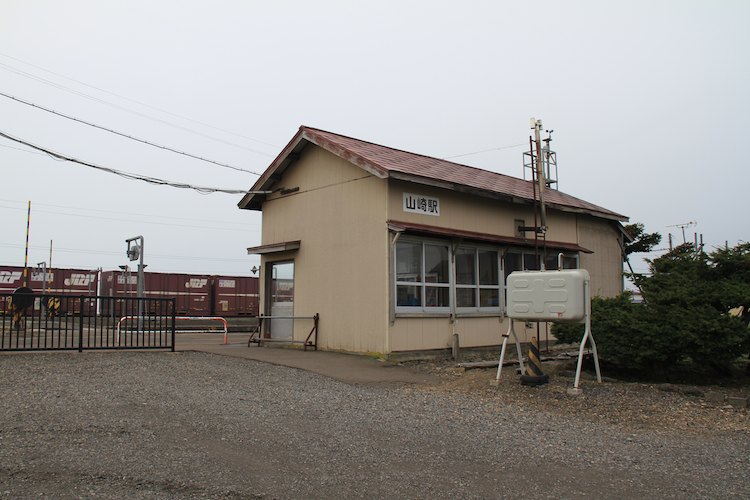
xmin=395 ymin=238 xmax=451 ymax=314
xmin=503 ymin=249 xmax=580 ymax=288
xmin=454 ymin=245 xmax=503 ymax=314
xmin=394 ymin=237 xmax=505 ymax=316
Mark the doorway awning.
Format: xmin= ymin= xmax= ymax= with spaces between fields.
xmin=247 ymin=240 xmax=301 ymax=255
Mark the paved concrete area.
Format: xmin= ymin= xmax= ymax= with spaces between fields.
xmin=175 ymin=332 xmax=440 ymax=386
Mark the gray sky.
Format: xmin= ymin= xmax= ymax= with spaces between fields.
xmin=1 ymin=0 xmax=748 ymax=277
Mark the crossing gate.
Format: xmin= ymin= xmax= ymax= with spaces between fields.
xmin=0 ymin=293 xmax=175 ymax=352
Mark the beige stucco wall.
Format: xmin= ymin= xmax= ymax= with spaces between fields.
xmin=388 ymin=315 xmax=552 ymax=352
xmin=386 ymin=179 xmax=587 ymax=353
xmin=253 ymin=148 xmax=624 ymax=355
xmin=387 ymin=180 xmax=579 ymax=243
xmin=258 ymin=145 xmax=390 ymax=353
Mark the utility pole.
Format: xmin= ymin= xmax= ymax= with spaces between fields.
xmin=22 ymin=201 xmax=30 ymax=287
xmin=531 ymin=118 xmax=548 ymax=233
xmin=48 ymin=240 xmax=53 ymax=293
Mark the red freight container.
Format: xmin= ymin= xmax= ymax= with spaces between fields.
xmin=0 ymin=265 xmax=98 ymax=315
xmin=211 ymin=276 xmax=259 ymax=316
xmin=0 ymin=265 xmax=25 ymax=314
xmin=101 ymin=270 xmax=212 ymax=316
xmin=54 ymin=268 xmax=99 ymax=314
xmin=146 ymin=272 xmax=211 ymax=315
xmin=4 ymin=266 xmax=259 ymax=318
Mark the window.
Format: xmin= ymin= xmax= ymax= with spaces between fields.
xmin=545 ymin=253 xmax=578 ymax=271
xmin=396 ymin=241 xmax=449 ymax=311
xmin=394 ymin=240 xmax=581 ymax=315
xmin=456 ymin=247 xmax=501 ymax=311
xmin=503 ymin=250 xmax=578 ymax=282
xmin=394 ymin=239 xmax=501 ymax=314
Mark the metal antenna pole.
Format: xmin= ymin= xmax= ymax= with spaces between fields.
xmin=667 ymin=221 xmax=696 ymax=246
xmin=533 ymin=120 xmax=547 ymax=233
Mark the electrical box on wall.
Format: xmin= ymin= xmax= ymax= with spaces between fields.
xmin=506 ymin=269 xmax=589 ymax=322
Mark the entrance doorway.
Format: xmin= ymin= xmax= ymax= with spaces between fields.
xmin=266 ymin=261 xmax=294 ymax=340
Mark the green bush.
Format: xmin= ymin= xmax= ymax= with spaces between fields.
xmin=553 ymin=243 xmax=750 ymax=375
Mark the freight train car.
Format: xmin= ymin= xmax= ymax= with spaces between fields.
xmin=211 ymin=275 xmax=259 ymax=316
xmin=100 ymin=271 xmax=211 ymax=316
xmin=0 ymin=265 xmax=99 ymax=314
xmin=2 ymin=265 xmax=258 ymax=317
xmin=100 ymin=270 xmax=259 ymax=317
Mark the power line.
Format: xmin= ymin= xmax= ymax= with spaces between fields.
xmin=443 ymin=142 xmax=527 ymax=159
xmin=0 ymin=243 xmax=249 ymax=263
xmin=0 ymin=203 xmax=257 ymax=233
xmin=0 ymin=52 xmax=279 ymax=149
xmin=0 ymin=90 xmax=262 ymax=175
xmin=0 ymin=198 xmax=258 ymax=228
xmin=0 ymin=142 xmax=46 ymax=156
xmin=0 ymin=60 xmax=275 ymax=157
xmin=0 ymin=52 xmax=278 ymax=149
xmin=0 ymin=130 xmax=270 ymax=196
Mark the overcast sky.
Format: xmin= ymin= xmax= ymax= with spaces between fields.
xmin=1 ymin=0 xmax=748 ymax=278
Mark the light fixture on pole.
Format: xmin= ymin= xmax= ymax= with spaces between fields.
xmin=125 ymin=236 xmax=145 ymax=331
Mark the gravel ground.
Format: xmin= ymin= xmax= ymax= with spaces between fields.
xmin=0 ymin=351 xmax=748 ymax=499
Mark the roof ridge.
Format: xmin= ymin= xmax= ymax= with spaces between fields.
xmin=294 ymin=125 xmax=625 ymax=221
xmin=300 ymin=125 xmax=528 ymax=185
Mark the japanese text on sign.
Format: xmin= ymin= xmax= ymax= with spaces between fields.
xmin=403 ymin=193 xmax=440 ymax=216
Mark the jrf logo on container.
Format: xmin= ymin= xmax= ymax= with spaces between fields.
xmin=64 ymin=274 xmax=96 ymax=286
xmin=0 ymin=271 xmax=22 ymax=284
xmin=185 ymin=278 xmax=208 ymax=289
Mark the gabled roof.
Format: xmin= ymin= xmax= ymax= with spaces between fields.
xmin=238 ymin=126 xmax=627 ymax=222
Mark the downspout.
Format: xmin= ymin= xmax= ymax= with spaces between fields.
xmin=389 ymin=230 xmax=402 ymax=328
xmin=449 ymin=239 xmax=459 ymax=325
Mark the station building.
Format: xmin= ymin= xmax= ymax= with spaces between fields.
xmin=239 ymin=126 xmax=628 ymax=356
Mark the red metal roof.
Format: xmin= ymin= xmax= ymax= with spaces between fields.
xmin=239 ymin=126 xmax=627 ymax=222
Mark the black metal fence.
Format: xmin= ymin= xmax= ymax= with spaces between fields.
xmin=0 ymin=293 xmax=175 ymax=352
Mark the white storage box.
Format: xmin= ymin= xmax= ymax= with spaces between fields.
xmin=506 ymin=269 xmax=589 ymax=322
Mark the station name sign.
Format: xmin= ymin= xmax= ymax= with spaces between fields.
xmin=403 ymin=193 xmax=440 ymax=216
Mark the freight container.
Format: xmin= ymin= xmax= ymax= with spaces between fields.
xmin=0 ymin=265 xmax=98 ymax=315
xmin=146 ymin=272 xmax=212 ymax=315
xmin=101 ymin=270 xmax=212 ymax=316
xmin=211 ymin=275 xmax=259 ymax=316
xmin=4 ymin=266 xmax=259 ymax=318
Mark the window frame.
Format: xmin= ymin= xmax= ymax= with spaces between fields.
xmin=394 ymin=237 xmax=505 ymax=316
xmin=503 ymin=249 xmax=580 ymax=290
xmin=393 ymin=238 xmax=582 ymax=318
xmin=395 ymin=238 xmax=451 ymax=314
xmin=454 ymin=245 xmax=503 ymax=314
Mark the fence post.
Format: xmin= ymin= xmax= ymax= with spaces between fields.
xmin=171 ymin=298 xmax=176 ymax=352
xmin=78 ymin=296 xmax=84 ymax=353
